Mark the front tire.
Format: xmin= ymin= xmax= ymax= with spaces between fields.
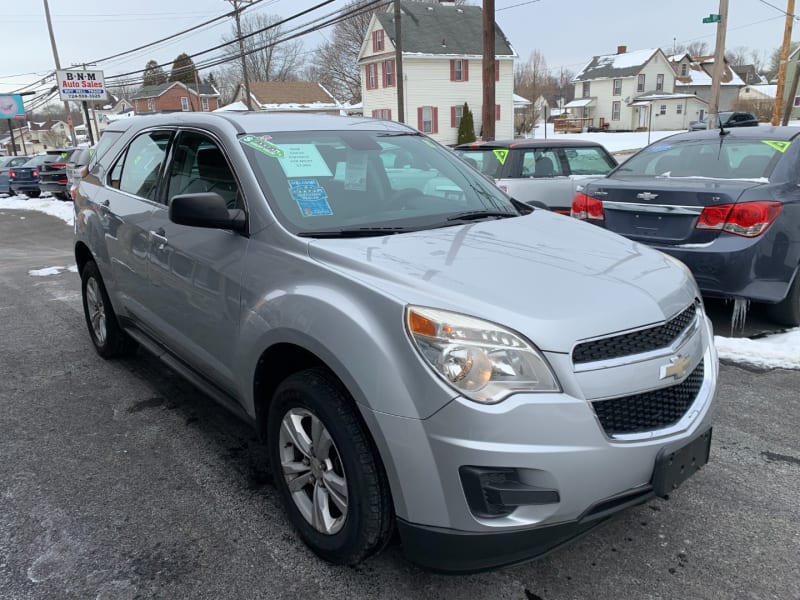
xmin=267 ymin=368 xmax=393 ymax=565
xmin=81 ymin=261 xmax=136 ymax=358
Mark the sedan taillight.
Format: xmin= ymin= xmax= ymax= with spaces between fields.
xmin=8 ymin=169 xmax=16 ymax=178
xmin=695 ymin=201 xmax=782 ymax=237
xmin=50 ymin=162 xmax=66 ymax=169
xmin=32 ymin=169 xmax=38 ymax=178
xmin=571 ymin=192 xmax=605 ymax=221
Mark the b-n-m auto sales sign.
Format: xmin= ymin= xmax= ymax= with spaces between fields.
xmin=56 ymin=70 xmax=108 ymax=102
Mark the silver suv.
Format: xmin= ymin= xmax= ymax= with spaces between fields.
xmin=74 ymin=113 xmax=717 ymax=572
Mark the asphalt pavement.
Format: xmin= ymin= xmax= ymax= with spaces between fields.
xmin=1 ymin=209 xmax=798 ymax=600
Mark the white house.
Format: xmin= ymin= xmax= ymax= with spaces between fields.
xmin=570 ymin=46 xmax=707 ymax=131
xmin=358 ymin=2 xmax=516 ymax=144
xmin=669 ymin=54 xmax=744 ymax=112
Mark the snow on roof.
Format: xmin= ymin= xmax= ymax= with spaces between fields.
xmin=513 ymin=93 xmax=531 ymax=106
xmin=745 ymin=84 xmax=778 ymax=98
xmin=214 ymin=101 xmax=249 ymax=112
xmin=564 ymin=98 xmax=594 ymax=107
xmin=573 ymin=48 xmax=659 ymax=81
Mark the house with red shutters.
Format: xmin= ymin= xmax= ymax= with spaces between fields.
xmin=357 ymin=1 xmax=516 ymax=145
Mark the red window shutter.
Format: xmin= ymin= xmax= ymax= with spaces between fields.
xmin=451 ymin=106 xmax=457 ymax=128
xmin=417 ymin=106 xmax=424 ymax=130
xmin=371 ymin=110 xmax=377 ymax=118
xmin=387 ymin=109 xmax=392 ymax=120
xmin=495 ymin=62 xmax=500 ymax=82
xmin=380 ymin=62 xmax=385 ymax=88
xmin=496 ymin=104 xmax=501 ymax=121
xmin=450 ymin=60 xmax=455 ymax=81
xmin=372 ymin=31 xmax=377 ymax=52
xmin=432 ymin=107 xmax=439 ymax=133
xmin=463 ymin=60 xmax=469 ymax=82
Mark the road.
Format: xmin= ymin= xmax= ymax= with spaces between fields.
xmin=1 ymin=209 xmax=798 ymax=600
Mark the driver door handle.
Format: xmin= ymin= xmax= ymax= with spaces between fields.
xmin=150 ymin=228 xmax=168 ymax=250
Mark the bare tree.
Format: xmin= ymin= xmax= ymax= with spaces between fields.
xmin=725 ymin=46 xmax=750 ymax=66
xmin=305 ymin=0 xmax=376 ymax=104
xmin=514 ymin=50 xmax=562 ymax=133
xmin=685 ymin=41 xmax=710 ymax=58
xmin=221 ymin=13 xmax=305 ymax=84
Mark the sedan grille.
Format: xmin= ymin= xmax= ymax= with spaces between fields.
xmin=573 ymin=304 xmax=697 ymax=364
xmin=591 ymin=360 xmax=704 ymax=435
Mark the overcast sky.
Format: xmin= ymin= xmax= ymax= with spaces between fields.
xmin=1 ymin=0 xmax=794 ymax=96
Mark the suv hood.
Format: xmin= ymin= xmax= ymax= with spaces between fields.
xmin=307 ymin=211 xmax=697 ymax=353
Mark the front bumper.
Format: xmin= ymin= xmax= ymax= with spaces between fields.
xmin=368 ymin=312 xmax=717 ymax=571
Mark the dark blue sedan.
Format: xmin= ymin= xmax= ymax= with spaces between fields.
xmin=572 ymin=127 xmax=800 ymax=326
xmin=0 ymin=155 xmax=31 ymax=195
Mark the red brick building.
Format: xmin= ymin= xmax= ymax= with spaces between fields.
xmin=132 ymin=82 xmax=220 ymax=115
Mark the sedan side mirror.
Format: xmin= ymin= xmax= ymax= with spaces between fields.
xmin=169 ymin=192 xmax=246 ymax=233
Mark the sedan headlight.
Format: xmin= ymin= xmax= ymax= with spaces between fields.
xmin=405 ymin=306 xmax=560 ymax=404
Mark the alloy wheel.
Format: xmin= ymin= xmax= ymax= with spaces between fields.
xmin=85 ymin=277 xmax=107 ymax=346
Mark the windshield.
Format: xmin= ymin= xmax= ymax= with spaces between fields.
xmin=615 ymin=138 xmax=783 ymax=180
xmin=239 ymin=130 xmax=517 ymax=235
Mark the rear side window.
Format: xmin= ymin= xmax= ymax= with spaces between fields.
xmin=520 ymin=149 xmax=562 ymax=178
xmin=456 ymin=149 xmax=504 ymax=178
xmin=110 ymin=131 xmax=172 ymax=201
xmin=563 ymin=147 xmax=616 ymax=175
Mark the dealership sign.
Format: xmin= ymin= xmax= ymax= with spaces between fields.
xmin=56 ymin=69 xmax=108 ymax=102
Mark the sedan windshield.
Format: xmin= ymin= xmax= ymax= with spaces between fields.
xmin=616 ymin=138 xmax=783 ymax=181
xmin=239 ymin=130 xmax=518 ymax=236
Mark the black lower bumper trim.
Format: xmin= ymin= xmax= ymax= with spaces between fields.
xmin=397 ymin=516 xmax=608 ymax=573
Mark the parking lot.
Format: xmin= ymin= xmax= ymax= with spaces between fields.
xmin=1 ymin=209 xmax=798 ymax=600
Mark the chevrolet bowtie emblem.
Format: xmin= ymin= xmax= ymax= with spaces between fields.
xmin=637 ymin=192 xmax=659 ymax=201
xmin=660 ymin=355 xmax=692 ymax=381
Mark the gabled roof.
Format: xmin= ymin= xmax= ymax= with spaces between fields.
xmin=131 ymin=81 xmax=219 ymax=100
xmin=673 ymin=57 xmax=744 ymax=87
xmin=247 ymin=81 xmax=338 ymax=106
xmin=573 ymin=48 xmax=661 ymax=82
xmin=28 ymin=119 xmax=66 ymax=131
xmin=374 ymin=2 xmax=514 ymax=57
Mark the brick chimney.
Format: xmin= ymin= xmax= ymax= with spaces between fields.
xmin=617 ymin=45 xmax=627 ymax=55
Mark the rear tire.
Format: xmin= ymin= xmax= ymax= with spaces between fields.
xmin=267 ymin=368 xmax=393 ymax=565
xmin=27 ymin=191 xmax=40 ymax=198
xmin=767 ymin=273 xmax=800 ymax=327
xmin=81 ymin=261 xmax=137 ymax=358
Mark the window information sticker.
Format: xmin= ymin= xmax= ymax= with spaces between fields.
xmin=493 ymin=149 xmax=508 ymax=164
xmin=762 ymin=140 xmax=790 ymax=153
xmin=289 ymin=179 xmax=333 ymax=217
xmin=344 ymin=151 xmax=368 ymax=191
xmin=278 ymin=144 xmax=332 ymax=178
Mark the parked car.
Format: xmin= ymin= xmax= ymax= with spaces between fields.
xmin=38 ymin=148 xmax=79 ymax=200
xmin=688 ymin=111 xmax=758 ymax=131
xmin=74 ymin=113 xmax=717 ymax=572
xmin=7 ymin=153 xmax=62 ymax=198
xmin=572 ymin=126 xmax=800 ymax=326
xmin=0 ymin=155 xmax=31 ymax=195
xmin=454 ymin=139 xmax=617 ymax=214
xmin=66 ymin=145 xmax=95 ymax=198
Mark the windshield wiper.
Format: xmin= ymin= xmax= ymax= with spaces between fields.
xmin=297 ymin=226 xmax=414 ymax=238
xmin=446 ymin=210 xmax=518 ymax=222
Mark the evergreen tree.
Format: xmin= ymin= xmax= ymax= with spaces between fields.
xmin=169 ymin=53 xmax=198 ymax=85
xmin=457 ymin=102 xmax=476 ymax=145
xmin=142 ymin=60 xmax=167 ymax=87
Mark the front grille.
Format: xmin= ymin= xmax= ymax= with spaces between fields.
xmin=573 ymin=304 xmax=697 ymax=364
xmin=592 ymin=359 xmax=704 ymax=435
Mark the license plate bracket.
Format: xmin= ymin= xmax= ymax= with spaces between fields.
xmin=651 ymin=428 xmax=712 ymax=498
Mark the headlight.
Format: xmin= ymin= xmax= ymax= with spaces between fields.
xmin=405 ymin=306 xmax=560 ymax=404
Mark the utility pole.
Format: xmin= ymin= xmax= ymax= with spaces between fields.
xmin=481 ymin=0 xmax=496 ymax=141
xmin=226 ymin=0 xmax=254 ymax=110
xmin=707 ymin=0 xmax=728 ymax=130
xmin=772 ymin=0 xmax=795 ymax=125
xmin=43 ymin=0 xmax=77 ymax=146
xmin=394 ymin=0 xmax=405 ymax=123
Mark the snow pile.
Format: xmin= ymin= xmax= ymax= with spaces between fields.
xmin=715 ymin=329 xmax=800 ymax=370
xmin=0 ymin=195 xmax=74 ymax=225
xmin=29 ymin=265 xmax=78 ymax=277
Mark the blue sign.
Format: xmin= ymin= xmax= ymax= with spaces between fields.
xmin=288 ymin=179 xmax=333 ymax=217
xmin=0 ymin=95 xmax=25 ymax=119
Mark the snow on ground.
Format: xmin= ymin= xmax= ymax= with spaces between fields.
xmin=0 ymin=194 xmax=74 ymax=226
xmin=2 ymin=189 xmax=799 ymax=371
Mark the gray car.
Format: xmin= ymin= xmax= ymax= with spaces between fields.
xmin=73 ymin=112 xmax=718 ymax=572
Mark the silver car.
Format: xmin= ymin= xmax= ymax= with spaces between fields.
xmin=74 ymin=113 xmax=717 ymax=572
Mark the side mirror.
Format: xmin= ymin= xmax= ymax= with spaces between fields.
xmin=169 ymin=192 xmax=246 ymax=233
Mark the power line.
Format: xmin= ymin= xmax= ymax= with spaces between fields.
xmin=756 ymin=0 xmax=799 ymax=19
xmin=497 ymin=0 xmax=542 ymax=11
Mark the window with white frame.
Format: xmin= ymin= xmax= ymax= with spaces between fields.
xmin=660 ymin=104 xmax=667 ymax=115
xmin=147 ymin=98 xmax=155 ymax=111
xmin=422 ymin=106 xmax=433 ymax=132
xmin=656 ymin=74 xmax=664 ymax=91
xmin=201 ymin=97 xmax=209 ymax=111
xmin=366 ymin=64 xmax=377 ymax=90
xmin=583 ymin=82 xmax=590 ymax=98
xmin=677 ymin=103 xmax=683 ymax=114
xmin=451 ymin=104 xmax=463 ymax=128
xmin=613 ymin=79 xmax=622 ymax=96
xmin=637 ymin=74 xmax=645 ymax=92
xmin=373 ymin=30 xmax=384 ymax=52
xmin=795 ymin=96 xmax=800 ymax=107
xmin=372 ymin=109 xmax=391 ymax=120
xmin=680 ymin=63 xmax=688 ymax=76
xmin=181 ymin=97 xmax=189 ymax=111
xmin=383 ymin=60 xmax=395 ymax=87
xmin=612 ymin=101 xmax=621 ymax=121
xmin=451 ymin=59 xmax=468 ymax=82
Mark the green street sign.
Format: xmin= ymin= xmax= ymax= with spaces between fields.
xmin=702 ymin=13 xmax=721 ymax=23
